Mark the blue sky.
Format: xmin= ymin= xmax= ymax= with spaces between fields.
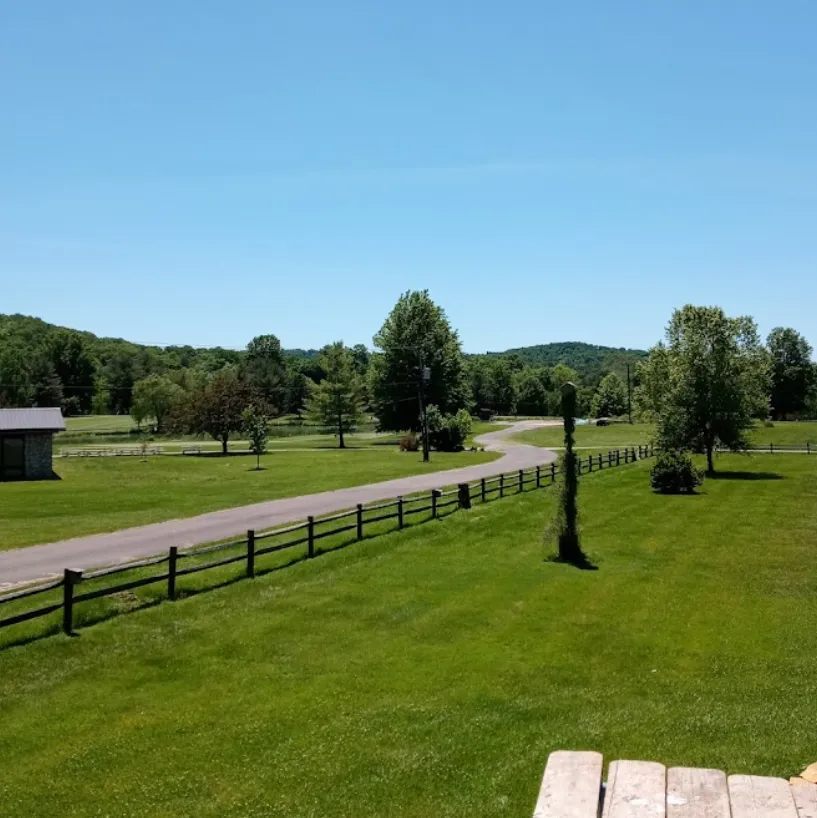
xmin=2 ymin=1 xmax=816 ymax=353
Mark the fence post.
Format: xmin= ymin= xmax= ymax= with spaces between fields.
xmin=481 ymin=477 xmax=486 ymax=502
xmin=551 ymin=462 xmax=556 ymax=483
xmin=616 ymin=449 xmax=621 ymax=466
xmin=536 ymin=465 xmax=541 ymax=488
xmin=356 ymin=503 xmax=363 ymax=539
xmin=624 ymin=448 xmax=629 ymax=464
xmin=168 ymin=546 xmax=178 ymax=599
xmin=307 ymin=516 xmax=315 ymax=558
xmin=770 ymin=442 xmax=774 ymax=454
xmin=432 ymin=489 xmax=441 ymax=518
xmin=62 ymin=568 xmax=82 ymax=635
xmin=598 ymin=453 xmax=603 ymax=470
xmin=499 ymin=474 xmax=505 ymax=498
xmin=631 ymin=447 xmax=636 ymax=462
xmin=518 ymin=469 xmax=524 ymax=492
xmin=808 ymin=442 xmax=811 ymax=455
xmin=246 ymin=530 xmax=255 ymax=579
xmin=398 ymin=496 xmax=404 ymax=529
xmin=588 ymin=455 xmax=593 ymax=473
xmin=458 ymin=483 xmax=471 ymax=510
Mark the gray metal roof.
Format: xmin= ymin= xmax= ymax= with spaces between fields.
xmin=0 ymin=408 xmax=66 ymax=432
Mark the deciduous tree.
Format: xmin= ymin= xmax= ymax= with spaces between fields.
xmin=369 ymin=291 xmax=471 ymax=432
xmin=636 ymin=305 xmax=769 ymax=473
xmin=131 ymin=374 xmax=184 ymax=432
xmin=591 ymin=373 xmax=627 ymax=418
xmin=767 ymin=327 xmax=814 ymax=420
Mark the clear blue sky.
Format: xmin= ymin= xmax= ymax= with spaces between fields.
xmin=2 ymin=1 xmax=816 ymax=353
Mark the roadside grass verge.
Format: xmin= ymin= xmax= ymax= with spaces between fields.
xmin=0 ymin=449 xmax=498 ymax=551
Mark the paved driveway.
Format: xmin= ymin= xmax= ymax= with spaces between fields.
xmin=0 ymin=421 xmax=559 ymax=587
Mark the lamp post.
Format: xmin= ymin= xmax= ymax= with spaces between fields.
xmin=417 ymin=364 xmax=431 ymax=462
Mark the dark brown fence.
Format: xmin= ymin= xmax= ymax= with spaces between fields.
xmin=0 ymin=445 xmax=656 ymax=642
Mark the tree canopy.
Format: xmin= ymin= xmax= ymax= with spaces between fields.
xmin=369 ymin=291 xmax=471 ymax=432
xmin=767 ymin=327 xmax=814 ymax=420
xmin=305 ymin=343 xmax=365 ymax=448
xmin=636 ymin=305 xmax=769 ymax=472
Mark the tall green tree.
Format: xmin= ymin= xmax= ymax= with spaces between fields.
xmin=591 ymin=373 xmax=627 ymax=418
xmin=243 ymin=334 xmax=286 ymax=414
xmin=767 ymin=327 xmax=814 ymax=420
xmin=47 ymin=330 xmax=96 ymax=413
xmin=513 ymin=368 xmax=549 ymax=416
xmin=486 ymin=357 xmax=517 ymax=414
xmin=184 ymin=370 xmax=258 ymax=455
xmin=636 ymin=305 xmax=769 ymax=473
xmin=30 ymin=353 xmax=63 ymax=407
xmin=0 ymin=345 xmax=34 ymax=407
xmin=369 ymin=291 xmax=471 ymax=432
xmin=305 ymin=342 xmax=364 ymax=448
xmin=131 ymin=374 xmax=184 ymax=432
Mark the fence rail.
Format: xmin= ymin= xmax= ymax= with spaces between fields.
xmin=0 ymin=445 xmax=661 ymax=641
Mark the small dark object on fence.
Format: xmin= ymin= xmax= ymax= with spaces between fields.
xmin=246 ymin=531 xmax=255 ymax=579
xmin=458 ymin=483 xmax=471 ymax=510
xmin=307 ymin=516 xmax=315 ymax=558
xmin=169 ymin=546 xmax=179 ymax=597
xmin=398 ymin=496 xmax=404 ymax=529
xmin=431 ymin=489 xmax=442 ymax=518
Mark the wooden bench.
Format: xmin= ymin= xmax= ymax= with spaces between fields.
xmin=533 ymin=751 xmax=817 ymax=818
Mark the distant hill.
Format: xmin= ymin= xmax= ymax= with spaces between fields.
xmin=486 ymin=341 xmax=648 ymax=381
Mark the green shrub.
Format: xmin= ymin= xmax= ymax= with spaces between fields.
xmin=650 ymin=450 xmax=704 ymax=494
xmin=425 ymin=406 xmax=472 ymax=452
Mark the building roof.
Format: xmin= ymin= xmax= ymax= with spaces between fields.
xmin=0 ymin=408 xmax=66 ymax=433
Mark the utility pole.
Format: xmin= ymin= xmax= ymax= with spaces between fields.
xmin=626 ymin=363 xmax=633 ymax=425
xmin=416 ymin=361 xmax=431 ymax=462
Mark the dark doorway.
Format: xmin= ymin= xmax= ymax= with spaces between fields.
xmin=0 ymin=435 xmax=25 ymax=481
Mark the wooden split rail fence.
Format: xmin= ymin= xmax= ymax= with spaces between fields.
xmin=0 ymin=445 xmax=655 ymax=641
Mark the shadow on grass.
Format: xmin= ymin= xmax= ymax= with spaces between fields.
xmin=708 ymin=471 xmax=784 ymax=481
xmin=546 ymin=554 xmax=599 ymax=571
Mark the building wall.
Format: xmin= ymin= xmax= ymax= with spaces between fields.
xmin=24 ymin=433 xmax=54 ymax=480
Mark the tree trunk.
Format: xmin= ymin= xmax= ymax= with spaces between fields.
xmin=338 ymin=413 xmax=345 ymax=449
xmin=706 ymin=444 xmax=714 ymax=474
xmin=221 ymin=435 xmax=228 ymax=455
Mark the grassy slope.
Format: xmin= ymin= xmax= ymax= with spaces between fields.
xmin=1 ymin=455 xmax=816 ymax=817
xmin=514 ymin=420 xmax=817 ymax=449
xmin=0 ymin=449 xmax=498 ymax=551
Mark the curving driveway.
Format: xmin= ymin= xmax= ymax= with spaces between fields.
xmin=0 ymin=421 xmax=559 ymax=587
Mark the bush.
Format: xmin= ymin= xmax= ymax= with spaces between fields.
xmin=399 ymin=432 xmax=419 ymax=452
xmin=650 ymin=450 xmax=704 ymax=494
xmin=425 ymin=406 xmax=472 ymax=452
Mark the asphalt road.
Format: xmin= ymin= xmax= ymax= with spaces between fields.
xmin=0 ymin=421 xmax=559 ymax=588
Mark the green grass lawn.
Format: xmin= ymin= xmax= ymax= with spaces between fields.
xmin=0 ymin=449 xmax=498 ymax=551
xmin=514 ymin=420 xmax=817 ymax=449
xmin=1 ymin=455 xmax=816 ymax=817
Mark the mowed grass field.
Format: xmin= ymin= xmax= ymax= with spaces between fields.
xmin=513 ymin=420 xmax=817 ymax=449
xmin=0 ymin=449 xmax=498 ymax=551
xmin=1 ymin=455 xmax=815 ymax=817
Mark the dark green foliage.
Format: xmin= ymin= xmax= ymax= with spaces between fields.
xmin=425 ymin=405 xmax=472 ymax=451
xmin=242 ymin=334 xmax=286 ymax=415
xmin=767 ymin=327 xmax=814 ymax=420
xmin=305 ymin=343 xmax=365 ymax=448
xmin=650 ymin=450 xmax=704 ymax=494
xmin=489 ymin=341 xmax=647 ymax=383
xmin=369 ymin=291 xmax=471 ymax=432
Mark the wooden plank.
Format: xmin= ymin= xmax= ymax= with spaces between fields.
xmin=792 ymin=783 xmax=817 ymax=818
xmin=728 ymin=775 xmax=798 ymax=818
xmin=532 ymin=751 xmax=603 ymax=818
xmin=667 ymin=768 xmax=729 ymax=818
xmin=602 ymin=760 xmax=666 ymax=818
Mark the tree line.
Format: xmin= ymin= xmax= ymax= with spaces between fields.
xmin=1 ymin=298 xmax=815 ymax=456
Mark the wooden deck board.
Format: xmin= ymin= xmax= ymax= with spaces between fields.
xmin=532 ymin=750 xmax=603 ymax=818
xmin=602 ymin=760 xmax=666 ymax=818
xmin=667 ymin=767 xmax=730 ymax=818
xmin=792 ymin=783 xmax=817 ymax=818
xmin=728 ymin=775 xmax=799 ymax=818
